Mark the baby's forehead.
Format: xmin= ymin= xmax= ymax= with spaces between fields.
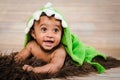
xmin=33 ymin=16 xmax=62 ymax=30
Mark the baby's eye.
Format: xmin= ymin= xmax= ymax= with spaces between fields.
xmin=41 ymin=27 xmax=47 ymax=32
xmin=53 ymin=28 xmax=59 ymax=33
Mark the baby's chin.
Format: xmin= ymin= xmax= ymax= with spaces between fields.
xmin=43 ymin=47 xmax=53 ymax=52
xmin=40 ymin=45 xmax=57 ymax=53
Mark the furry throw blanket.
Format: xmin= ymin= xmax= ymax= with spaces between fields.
xmin=0 ymin=52 xmax=120 ymax=80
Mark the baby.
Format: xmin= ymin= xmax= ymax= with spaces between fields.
xmin=14 ymin=3 xmax=107 ymax=75
xmin=14 ymin=12 xmax=66 ymax=74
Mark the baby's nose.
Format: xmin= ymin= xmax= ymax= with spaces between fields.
xmin=46 ymin=33 xmax=54 ymax=41
xmin=46 ymin=32 xmax=54 ymax=38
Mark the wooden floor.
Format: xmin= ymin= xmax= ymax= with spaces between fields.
xmin=0 ymin=0 xmax=120 ymax=80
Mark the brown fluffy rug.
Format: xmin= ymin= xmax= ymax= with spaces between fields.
xmin=0 ymin=52 xmax=120 ymax=80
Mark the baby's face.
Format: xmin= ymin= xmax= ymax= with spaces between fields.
xmin=33 ymin=16 xmax=62 ymax=51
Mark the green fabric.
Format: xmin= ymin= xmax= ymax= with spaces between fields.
xmin=61 ymin=27 xmax=106 ymax=73
xmin=24 ymin=3 xmax=107 ymax=73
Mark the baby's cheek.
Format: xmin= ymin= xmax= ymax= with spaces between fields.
xmin=57 ymin=35 xmax=62 ymax=41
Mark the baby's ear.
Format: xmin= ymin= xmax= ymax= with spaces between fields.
xmin=31 ymin=29 xmax=36 ymax=39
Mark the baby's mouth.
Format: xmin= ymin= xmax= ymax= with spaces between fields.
xmin=44 ymin=40 xmax=54 ymax=43
xmin=43 ymin=40 xmax=54 ymax=46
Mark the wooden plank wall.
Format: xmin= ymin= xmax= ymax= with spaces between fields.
xmin=0 ymin=0 xmax=120 ymax=58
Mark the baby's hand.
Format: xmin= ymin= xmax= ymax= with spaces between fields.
xmin=23 ymin=65 xmax=42 ymax=74
xmin=14 ymin=54 xmax=24 ymax=63
xmin=22 ymin=65 xmax=34 ymax=72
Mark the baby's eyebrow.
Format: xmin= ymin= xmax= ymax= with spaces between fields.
xmin=54 ymin=24 xmax=62 ymax=30
xmin=38 ymin=23 xmax=47 ymax=27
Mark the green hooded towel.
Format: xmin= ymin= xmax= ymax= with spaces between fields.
xmin=24 ymin=2 xmax=106 ymax=73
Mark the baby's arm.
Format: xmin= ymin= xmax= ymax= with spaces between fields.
xmin=23 ymin=45 xmax=66 ymax=74
xmin=14 ymin=42 xmax=32 ymax=62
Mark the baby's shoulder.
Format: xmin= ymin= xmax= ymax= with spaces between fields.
xmin=57 ymin=44 xmax=65 ymax=50
xmin=26 ymin=40 xmax=37 ymax=48
xmin=28 ymin=40 xmax=36 ymax=44
xmin=54 ymin=44 xmax=66 ymax=55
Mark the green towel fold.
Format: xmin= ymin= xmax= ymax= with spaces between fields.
xmin=61 ymin=27 xmax=106 ymax=73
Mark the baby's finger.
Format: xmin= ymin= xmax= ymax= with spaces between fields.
xmin=27 ymin=66 xmax=33 ymax=72
xmin=14 ymin=56 xmax=22 ymax=63
xmin=14 ymin=56 xmax=19 ymax=62
xmin=33 ymin=68 xmax=41 ymax=73
xmin=23 ymin=65 xmax=33 ymax=71
xmin=23 ymin=65 xmax=29 ymax=70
